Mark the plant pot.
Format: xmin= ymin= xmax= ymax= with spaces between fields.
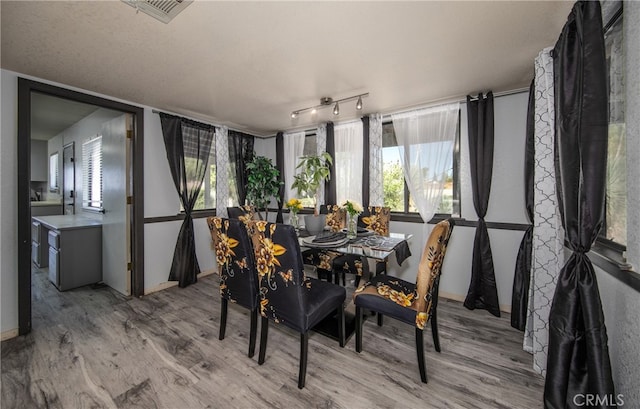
xmin=304 ymin=214 xmax=326 ymax=235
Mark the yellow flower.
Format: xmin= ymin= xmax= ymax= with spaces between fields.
xmin=285 ymin=198 xmax=303 ymax=213
xmin=416 ymin=312 xmax=427 ymax=329
xmin=388 ymin=289 xmax=414 ymax=307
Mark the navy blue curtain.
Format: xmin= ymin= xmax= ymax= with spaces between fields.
xmin=544 ymin=2 xmax=615 ymax=407
xmin=275 ymin=131 xmax=285 ymax=223
xmin=463 ymin=92 xmax=500 ymax=317
xmin=362 ymin=116 xmax=370 ymax=207
xmin=511 ymin=80 xmax=535 ymax=330
xmin=228 ymin=130 xmax=254 ymax=206
xmin=325 ymin=122 xmax=336 ymax=205
xmin=159 ymin=113 xmax=215 ymax=287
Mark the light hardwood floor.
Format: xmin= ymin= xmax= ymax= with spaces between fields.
xmin=1 ymin=267 xmax=544 ymax=408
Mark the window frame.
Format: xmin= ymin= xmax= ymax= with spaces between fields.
xmin=595 ymin=5 xmax=627 ymax=258
xmin=82 ymin=135 xmax=103 ymax=212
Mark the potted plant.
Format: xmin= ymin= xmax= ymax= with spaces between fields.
xmin=246 ymin=155 xmax=283 ymax=221
xmin=291 ymin=152 xmax=332 ymax=234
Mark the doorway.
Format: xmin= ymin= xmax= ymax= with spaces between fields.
xmin=17 ymin=78 xmax=145 ymax=335
xmin=62 ymin=142 xmax=75 ymax=215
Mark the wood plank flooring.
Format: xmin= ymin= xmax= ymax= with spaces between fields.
xmin=1 ymin=267 xmax=544 ymax=408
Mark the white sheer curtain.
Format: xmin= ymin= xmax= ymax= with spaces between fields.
xmin=391 ymin=103 xmax=459 ymax=224
xmin=215 ymin=125 xmax=229 ymax=217
xmin=283 ymin=131 xmax=305 ymax=201
xmin=334 ymin=120 xmax=364 ymax=204
xmin=369 ymin=113 xmax=384 ymax=206
xmin=316 ymin=124 xmax=327 ymax=206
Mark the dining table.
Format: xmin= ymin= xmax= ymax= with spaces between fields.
xmin=298 ymin=228 xmax=413 ymax=342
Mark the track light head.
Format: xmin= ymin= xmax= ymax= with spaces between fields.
xmin=356 ymin=96 xmax=363 ymax=110
xmin=290 ymin=93 xmax=367 ymax=119
xmin=333 ymin=102 xmax=339 ymax=115
xmin=291 ymin=111 xmax=298 ymax=119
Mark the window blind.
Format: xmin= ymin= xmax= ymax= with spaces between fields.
xmin=82 ymin=136 xmax=103 ymax=209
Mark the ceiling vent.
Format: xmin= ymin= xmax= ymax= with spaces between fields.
xmin=122 ymin=0 xmax=193 ymax=24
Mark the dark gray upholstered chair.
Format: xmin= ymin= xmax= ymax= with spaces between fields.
xmin=353 ymin=218 xmax=454 ymax=383
xmin=207 ymin=217 xmax=259 ymax=357
xmin=250 ymin=220 xmax=346 ymax=389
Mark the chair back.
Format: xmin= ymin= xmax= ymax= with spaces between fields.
xmin=249 ymin=221 xmax=310 ymax=332
xmin=324 ymin=204 xmax=346 ymax=232
xmin=207 ymin=217 xmax=259 ymax=310
xmin=359 ymin=206 xmax=391 ymax=236
xmin=227 ymin=205 xmax=257 ymax=222
xmin=413 ymin=218 xmax=454 ymax=329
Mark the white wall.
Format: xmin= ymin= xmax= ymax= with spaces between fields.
xmin=48 ymin=108 xmax=122 ymax=212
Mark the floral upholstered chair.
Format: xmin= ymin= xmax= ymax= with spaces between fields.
xmin=227 ymin=205 xmax=256 ymax=222
xmin=250 ymin=220 xmax=346 ymax=389
xmin=352 ymin=218 xmax=454 ymax=383
xmin=332 ymin=206 xmax=391 ymax=286
xmin=207 ymin=217 xmax=259 ymax=358
xmin=301 ymin=204 xmax=346 ymax=282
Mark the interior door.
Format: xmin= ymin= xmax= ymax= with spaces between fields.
xmin=100 ymin=114 xmax=132 ymax=295
xmin=62 ymin=143 xmax=75 ymax=215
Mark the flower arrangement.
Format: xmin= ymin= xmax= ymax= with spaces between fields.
xmin=285 ymin=198 xmax=303 ymax=214
xmin=340 ymin=200 xmax=363 ymax=216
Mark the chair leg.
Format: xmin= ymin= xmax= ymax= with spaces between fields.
xmin=298 ymin=332 xmax=309 ymax=389
xmin=431 ymin=309 xmax=441 ymax=353
xmin=355 ymin=306 xmax=363 ymax=353
xmin=416 ymin=328 xmax=427 ymax=383
xmin=219 ymin=298 xmax=228 ymax=340
xmin=377 ymin=312 xmax=384 ymax=327
xmin=338 ymin=306 xmax=345 ymax=348
xmin=341 ymin=271 xmax=346 ymax=287
xmin=258 ymin=317 xmax=269 ymax=365
xmin=354 ymin=275 xmax=361 ymax=288
xmin=248 ymin=308 xmax=258 ymax=358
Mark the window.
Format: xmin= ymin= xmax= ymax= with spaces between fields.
xmin=381 ymin=120 xmax=460 ymax=217
xmin=82 ymin=136 xmax=102 ymax=210
xmin=298 ymin=132 xmax=318 ymax=208
xmin=49 ymin=152 xmax=59 ymax=192
xmin=192 ymin=149 xmax=216 ymax=211
xmin=602 ymin=10 xmax=626 ymax=247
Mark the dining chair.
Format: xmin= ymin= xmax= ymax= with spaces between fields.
xmin=301 ymin=204 xmax=345 ymax=282
xmin=332 ymin=206 xmax=391 ymax=286
xmin=250 ymin=220 xmax=346 ymax=389
xmin=227 ymin=205 xmax=256 ymax=222
xmin=352 ymin=218 xmax=454 ymax=383
xmin=207 ymin=217 xmax=260 ymax=358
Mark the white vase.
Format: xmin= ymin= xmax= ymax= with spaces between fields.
xmin=304 ymin=214 xmax=326 ymax=235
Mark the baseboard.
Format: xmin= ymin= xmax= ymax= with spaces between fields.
xmin=1 ymin=328 xmax=19 ymax=342
xmin=143 ymin=269 xmax=217 ymax=296
xmin=439 ymin=291 xmax=511 ymax=314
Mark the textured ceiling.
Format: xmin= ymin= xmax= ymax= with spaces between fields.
xmin=1 ymin=1 xmax=574 ymax=136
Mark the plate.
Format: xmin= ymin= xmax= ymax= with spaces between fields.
xmin=302 ymin=236 xmax=350 ymax=248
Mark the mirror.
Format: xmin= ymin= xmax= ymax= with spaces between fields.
xmin=49 ymin=152 xmax=59 ymax=192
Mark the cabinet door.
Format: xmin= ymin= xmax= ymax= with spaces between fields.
xmin=48 ymin=247 xmax=59 ymax=287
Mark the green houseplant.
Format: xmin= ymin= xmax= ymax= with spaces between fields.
xmin=246 ymin=155 xmax=282 ymax=221
xmin=291 ymin=152 xmax=332 ymax=234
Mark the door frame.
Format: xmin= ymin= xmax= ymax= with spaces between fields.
xmin=17 ymin=78 xmax=145 ymax=335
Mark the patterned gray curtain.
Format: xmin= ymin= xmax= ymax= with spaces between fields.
xmin=524 ymin=47 xmax=564 ymax=376
xmin=159 ymin=113 xmax=215 ymax=287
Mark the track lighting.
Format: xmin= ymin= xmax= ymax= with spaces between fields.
xmin=290 ymin=93 xmax=368 ymax=119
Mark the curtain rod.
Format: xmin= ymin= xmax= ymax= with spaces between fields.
xmin=382 ymin=87 xmax=529 ymax=120
xmin=151 ymin=108 xmax=261 ymax=137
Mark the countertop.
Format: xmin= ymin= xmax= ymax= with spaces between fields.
xmin=31 ymin=200 xmax=62 ymax=207
xmin=32 ymin=215 xmax=102 ymax=230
